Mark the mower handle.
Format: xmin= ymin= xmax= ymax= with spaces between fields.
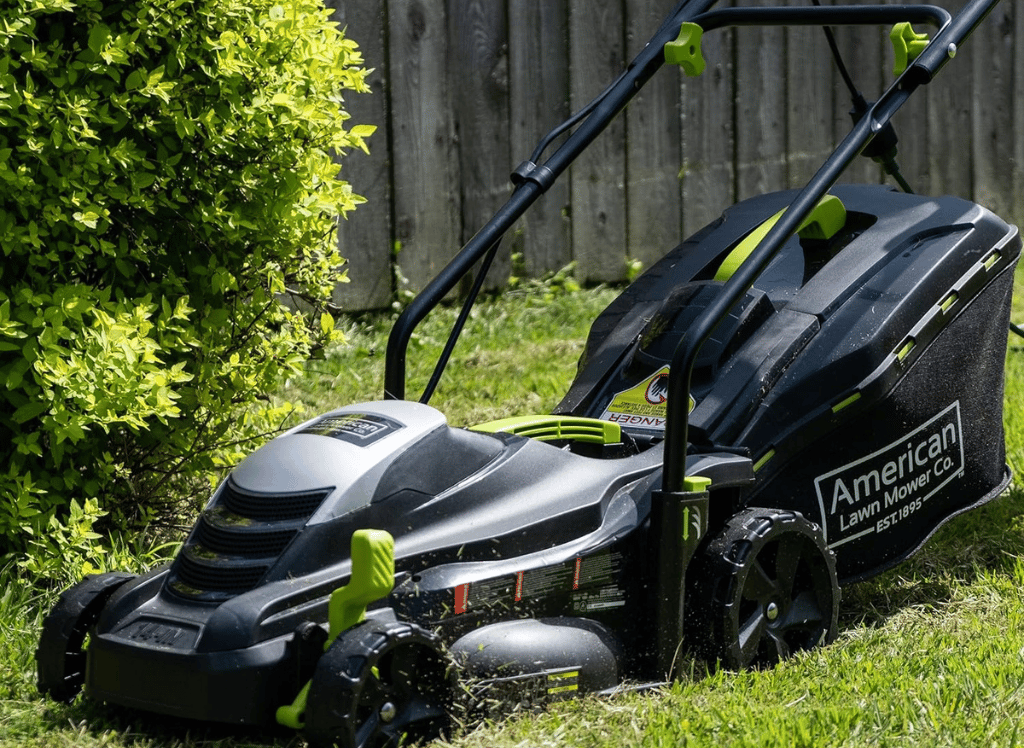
xmin=659 ymin=0 xmax=1001 ymax=492
xmin=383 ymin=0 xmax=997 ymax=463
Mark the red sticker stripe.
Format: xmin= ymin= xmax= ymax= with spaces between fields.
xmin=454 ymin=583 xmax=469 ymax=614
xmin=573 ymin=558 xmax=582 ymax=590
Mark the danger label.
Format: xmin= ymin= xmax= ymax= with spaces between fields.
xmin=600 ymin=367 xmax=693 ymax=432
xmin=814 ymin=402 xmax=964 ymax=548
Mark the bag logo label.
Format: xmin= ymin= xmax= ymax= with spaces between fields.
xmin=814 ymin=401 xmax=964 ymax=548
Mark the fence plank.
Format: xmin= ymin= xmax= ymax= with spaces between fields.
xmin=448 ymin=0 xmax=512 ymax=289
xmin=681 ymin=21 xmax=735 ymax=237
xmin=508 ymin=0 xmax=572 ymax=277
xmin=1015 ymin=0 xmax=1024 ymax=229
xmin=924 ymin=0 xmax=973 ymax=200
xmin=786 ymin=19 xmax=835 ymax=188
xmin=388 ymin=0 xmax=461 ymax=295
xmin=971 ymin=2 xmax=1015 ymax=221
xmin=831 ymin=0 xmax=885 ymax=186
xmin=625 ymin=0 xmax=683 ymax=271
xmin=569 ymin=0 xmax=628 ymax=283
xmin=735 ymin=0 xmax=787 ymax=201
xmin=331 ymin=0 xmax=1021 ymax=311
xmin=327 ymin=1 xmax=394 ymax=311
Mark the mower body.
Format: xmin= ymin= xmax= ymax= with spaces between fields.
xmin=78 ymin=183 xmax=1018 ymax=725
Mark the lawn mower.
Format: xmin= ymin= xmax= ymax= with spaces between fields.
xmin=38 ymin=1 xmax=1019 ymax=746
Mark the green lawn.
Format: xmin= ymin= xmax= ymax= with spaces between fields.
xmin=3 ymin=279 xmax=1024 ymax=747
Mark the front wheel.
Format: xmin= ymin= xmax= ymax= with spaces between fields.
xmin=694 ymin=508 xmax=839 ymax=670
xmin=37 ymin=572 xmax=135 ymax=702
xmin=304 ymin=618 xmax=456 ymax=748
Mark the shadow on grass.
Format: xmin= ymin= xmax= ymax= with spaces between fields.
xmin=36 ymin=696 xmax=303 ymax=747
xmin=838 ymin=483 xmax=1024 ymax=630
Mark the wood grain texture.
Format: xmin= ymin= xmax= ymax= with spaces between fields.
xmin=970 ymin=1 xmax=1015 ymax=221
xmin=924 ymin=0 xmax=972 ymax=200
xmin=735 ymin=0 xmax=787 ymax=201
xmin=508 ymin=0 xmax=572 ymax=277
xmin=329 ymin=0 xmax=1021 ymax=310
xmin=448 ymin=0 xmax=512 ymax=289
xmin=786 ymin=16 xmax=835 ymax=188
xmin=326 ymin=1 xmax=394 ymax=311
xmin=830 ymin=0 xmax=885 ymax=186
xmin=681 ymin=19 xmax=735 ymax=237
xmin=568 ymin=0 xmax=627 ymax=283
xmin=389 ymin=0 xmax=461 ymax=295
xmin=626 ymin=0 xmax=683 ymax=271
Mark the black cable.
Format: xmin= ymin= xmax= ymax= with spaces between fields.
xmin=419 ymin=237 xmax=503 ymax=405
xmin=812 ymin=0 xmax=914 ymax=194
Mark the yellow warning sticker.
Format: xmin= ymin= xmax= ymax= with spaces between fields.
xmin=600 ymin=367 xmax=693 ymax=431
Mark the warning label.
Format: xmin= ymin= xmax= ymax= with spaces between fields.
xmin=600 ymin=367 xmax=682 ymax=431
xmin=572 ymin=585 xmax=626 ymax=613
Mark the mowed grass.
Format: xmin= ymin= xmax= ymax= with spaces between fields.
xmin=3 ymin=276 xmax=1024 ymax=747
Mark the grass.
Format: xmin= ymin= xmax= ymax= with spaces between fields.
xmin=3 ymin=277 xmax=1024 ymax=747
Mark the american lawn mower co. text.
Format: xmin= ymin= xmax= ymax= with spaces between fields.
xmin=814 ymin=402 xmax=965 ymax=548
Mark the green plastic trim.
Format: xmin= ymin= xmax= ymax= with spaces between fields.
xmin=891 ymin=22 xmax=930 ymax=76
xmin=753 ymin=449 xmax=776 ymax=472
xmin=276 ymin=529 xmax=395 ymax=730
xmin=665 ymin=22 xmax=706 ymax=77
xmin=832 ymin=392 xmax=862 ymax=414
xmin=682 ymin=475 xmax=712 ymax=493
xmin=471 ymin=415 xmax=622 ymax=445
xmin=714 ymin=195 xmax=847 ymax=282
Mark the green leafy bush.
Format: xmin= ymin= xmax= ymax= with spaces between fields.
xmin=0 ymin=0 xmax=372 ymax=576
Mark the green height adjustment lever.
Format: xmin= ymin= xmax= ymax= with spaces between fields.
xmin=276 ymin=529 xmax=396 ymax=730
xmin=715 ymin=195 xmax=847 ymax=282
xmin=891 ymin=22 xmax=930 ymax=76
xmin=665 ymin=23 xmax=705 ymax=77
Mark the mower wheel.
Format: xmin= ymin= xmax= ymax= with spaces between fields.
xmin=37 ymin=572 xmax=135 ymax=702
xmin=304 ymin=618 xmax=455 ymax=748
xmin=695 ymin=507 xmax=839 ymax=670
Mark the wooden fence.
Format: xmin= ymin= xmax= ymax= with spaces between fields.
xmin=324 ymin=0 xmax=1022 ymax=311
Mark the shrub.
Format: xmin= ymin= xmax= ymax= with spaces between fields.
xmin=0 ymin=0 xmax=372 ymax=576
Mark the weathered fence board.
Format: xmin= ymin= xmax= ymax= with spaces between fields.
xmin=388 ymin=0 xmax=461 ymax=296
xmin=508 ymin=0 xmax=572 ymax=277
xmin=786 ymin=14 xmax=836 ymax=187
xmin=626 ymin=0 xmax=683 ymax=271
xmin=448 ymin=0 xmax=512 ymax=289
xmin=327 ymin=1 xmax=394 ymax=310
xmin=331 ymin=0 xmax=1021 ymax=311
xmin=569 ymin=0 xmax=629 ymax=283
xmin=681 ymin=22 xmax=735 ymax=238
xmin=970 ymin=1 xmax=1015 ymax=222
xmin=736 ymin=0 xmax=788 ymax=201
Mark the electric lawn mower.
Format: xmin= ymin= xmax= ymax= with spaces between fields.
xmin=37 ymin=1 xmax=1020 ymax=746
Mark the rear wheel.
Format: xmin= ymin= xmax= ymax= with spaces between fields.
xmin=305 ymin=619 xmax=455 ymax=748
xmin=695 ymin=508 xmax=839 ymax=670
xmin=37 ymin=572 xmax=135 ymax=702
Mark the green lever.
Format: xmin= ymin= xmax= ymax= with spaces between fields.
xmin=714 ymin=195 xmax=847 ymax=282
xmin=275 ymin=529 xmax=396 ymax=730
xmin=665 ymin=23 xmax=706 ymax=77
xmin=891 ymin=22 xmax=930 ymax=76
xmin=327 ymin=529 xmax=396 ymax=641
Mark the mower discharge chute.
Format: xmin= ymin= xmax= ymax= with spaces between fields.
xmin=38 ymin=2 xmax=1019 ymax=746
